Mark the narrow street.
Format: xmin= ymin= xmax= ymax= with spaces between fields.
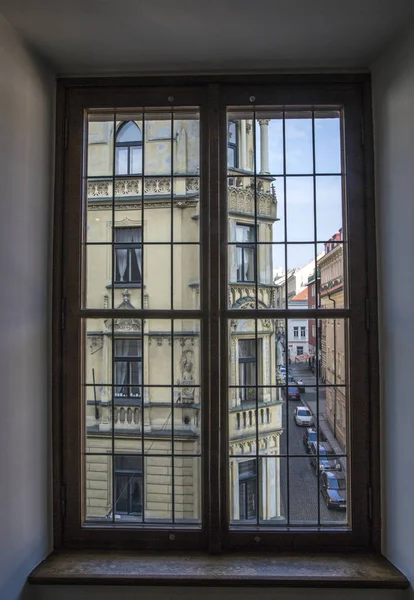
xmin=278 ymin=361 xmax=347 ymax=525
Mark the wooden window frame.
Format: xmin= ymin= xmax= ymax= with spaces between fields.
xmin=52 ymin=75 xmax=379 ymax=553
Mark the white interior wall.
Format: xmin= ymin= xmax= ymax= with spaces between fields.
xmin=372 ymin=22 xmax=414 ymax=595
xmin=0 ymin=13 xmax=54 ymax=600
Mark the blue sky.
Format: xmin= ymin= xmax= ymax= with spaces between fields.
xmin=254 ymin=114 xmax=343 ymax=273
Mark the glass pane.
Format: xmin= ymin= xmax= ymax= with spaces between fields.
xmin=87 ymin=113 xmax=114 ymax=177
xmin=143 ymin=177 xmax=171 ymax=243
xmin=259 ymin=457 xmax=286 ymax=524
xmin=114 ymin=455 xmax=143 ymax=522
xmin=173 ymin=319 xmax=201 ymax=388
xmin=227 ymin=115 xmax=255 ymax=173
xmin=286 ymin=177 xmax=314 ymax=242
xmin=144 ymin=455 xmax=172 ymax=522
xmin=285 ymin=111 xmax=313 ymax=175
xmin=173 ymin=244 xmax=200 ymax=310
xmin=173 ymin=177 xmax=200 ymax=242
xmin=320 ymin=459 xmax=348 ymax=524
xmin=144 ymin=113 xmax=172 ymax=176
xmin=143 ymin=244 xmax=171 ymax=309
xmin=85 ymin=318 xmax=113 ymax=385
xmin=86 ymin=179 xmax=113 ymax=242
xmin=286 ymin=244 xmax=316 ymax=305
xmin=116 ymin=146 xmax=128 ymax=175
xmin=130 ymin=146 xmax=142 ymax=175
xmin=144 ymin=319 xmax=172 ymax=386
xmin=84 ymin=244 xmax=112 ymax=308
xmin=272 ymin=179 xmax=285 ymax=243
xmin=173 ymin=456 xmax=202 ymax=523
xmin=316 ymin=176 xmax=344 ymax=242
xmin=288 ymin=457 xmax=318 ymax=524
xmin=229 ymin=457 xmax=258 ymax=523
xmin=255 ymin=112 xmax=284 ymax=175
xmin=314 ymin=111 xmax=342 ymax=174
xmin=85 ymin=454 xmax=112 ymax=521
xmin=318 ymin=244 xmax=346 ymax=309
xmin=173 ymin=112 xmax=200 ymax=175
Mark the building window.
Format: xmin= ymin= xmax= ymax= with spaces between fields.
xmin=114 ymin=338 xmax=142 ymax=398
xmin=293 ymin=326 xmax=299 ymax=338
xmin=114 ymin=456 xmax=142 ymax=516
xmin=297 ymin=346 xmax=304 ymax=356
xmin=236 ymin=224 xmax=255 ymax=282
xmin=238 ymin=339 xmax=256 ymax=401
xmin=228 ymin=120 xmax=238 ymax=168
xmin=300 ymin=326 xmax=306 ymax=339
xmin=114 ymin=228 xmax=142 ymax=284
xmin=238 ymin=460 xmax=257 ymax=521
xmin=115 ymin=121 xmax=142 ymax=175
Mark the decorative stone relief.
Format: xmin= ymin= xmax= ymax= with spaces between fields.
xmin=179 ymin=342 xmax=195 ymax=402
xmin=89 ymin=335 xmax=103 ymax=354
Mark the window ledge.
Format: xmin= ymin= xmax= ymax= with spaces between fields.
xmin=28 ymin=551 xmax=408 ymax=589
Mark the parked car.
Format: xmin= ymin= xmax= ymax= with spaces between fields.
xmin=296 ymin=377 xmax=305 ymax=393
xmin=294 ymin=406 xmax=314 ymax=426
xmin=320 ymin=471 xmax=347 ymax=510
xmin=303 ymin=427 xmax=327 ymax=453
xmin=285 ymin=385 xmax=301 ymax=400
xmin=309 ymin=442 xmax=342 ymax=472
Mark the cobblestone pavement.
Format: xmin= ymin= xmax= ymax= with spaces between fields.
xmin=278 ymin=362 xmax=347 ymax=525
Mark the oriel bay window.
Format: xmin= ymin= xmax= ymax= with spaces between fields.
xmin=57 ymin=78 xmax=377 ymax=552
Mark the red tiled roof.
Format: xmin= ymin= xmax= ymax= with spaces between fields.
xmin=291 ymin=288 xmax=308 ymax=302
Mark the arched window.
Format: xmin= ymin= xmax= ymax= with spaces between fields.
xmin=115 ymin=121 xmax=142 ymax=175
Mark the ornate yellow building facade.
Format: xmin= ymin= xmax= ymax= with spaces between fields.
xmin=84 ymin=114 xmax=282 ymax=524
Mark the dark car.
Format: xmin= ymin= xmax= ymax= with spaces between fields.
xmin=320 ymin=471 xmax=347 ymax=510
xmin=303 ymin=427 xmax=326 ymax=453
xmin=309 ymin=441 xmax=342 ymax=472
xmin=285 ymin=385 xmax=301 ymax=400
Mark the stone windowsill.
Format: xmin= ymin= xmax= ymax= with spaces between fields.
xmin=28 ymin=551 xmax=408 ymax=588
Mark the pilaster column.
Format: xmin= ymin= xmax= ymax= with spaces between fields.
xmin=258 ymin=119 xmax=270 ymax=174
xmin=240 ymin=120 xmax=247 ymax=169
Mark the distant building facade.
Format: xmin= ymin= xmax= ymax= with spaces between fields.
xmin=318 ymin=230 xmax=346 ymax=451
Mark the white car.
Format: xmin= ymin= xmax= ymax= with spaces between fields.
xmin=294 ymin=406 xmax=314 ymax=426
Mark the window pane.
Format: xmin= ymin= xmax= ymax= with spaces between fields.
xmin=173 ymin=244 xmax=200 ymax=310
xmin=87 ymin=114 xmax=114 ymax=177
xmin=143 ymin=244 xmax=171 ymax=309
xmin=173 ymin=177 xmax=200 ymax=243
xmin=255 ymin=112 xmax=284 ymax=175
xmin=85 ymin=244 xmax=112 ymax=308
xmin=286 ymin=177 xmax=314 ymax=242
xmin=316 ymin=176 xmax=344 ymax=242
xmin=144 ymin=113 xmax=172 ymax=176
xmin=130 ymin=146 xmax=142 ymax=175
xmin=173 ymin=112 xmax=200 ymax=175
xmin=285 ymin=111 xmax=313 ymax=174
xmin=115 ymin=146 xmax=128 ymax=175
xmin=314 ymin=111 xmax=342 ymax=174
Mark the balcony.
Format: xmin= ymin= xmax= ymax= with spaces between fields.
xmin=229 ymin=283 xmax=276 ymax=309
xmin=228 ymin=179 xmax=277 ymax=220
xmin=87 ymin=176 xmax=200 ymax=208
